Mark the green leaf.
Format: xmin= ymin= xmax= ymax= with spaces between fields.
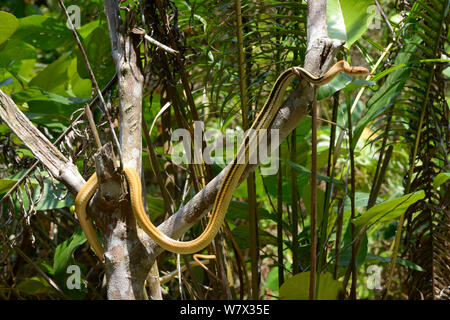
xmin=3 ymin=170 xmax=74 ymax=212
xmin=433 ymin=172 xmax=450 ymax=189
xmin=28 ymin=53 xmax=71 ymax=95
xmin=352 ymin=190 xmax=425 ymax=227
xmin=262 ymin=167 xmax=310 ymax=205
xmin=366 ymin=253 xmax=425 ymax=272
xmin=0 ymin=11 xmax=19 ymax=45
xmin=53 ymin=227 xmax=88 ymax=299
xmin=284 ymin=159 xmax=344 ymax=187
xmin=0 ymin=178 xmax=18 ymax=194
xmin=34 ymin=181 xmax=75 ymax=211
xmin=370 ymin=64 xmax=407 ymax=82
xmin=12 ymin=87 xmax=89 ymax=119
xmin=16 ymin=276 xmax=55 ymax=295
xmin=12 ymin=15 xmax=73 ymax=51
xmin=327 ymin=0 xmax=374 ymax=48
xmin=318 ymin=74 xmax=372 ymax=100
xmin=12 ymin=87 xmax=89 ymax=106
xmin=53 ymin=228 xmax=87 ymax=279
xmin=264 ymin=267 xmax=279 ymax=294
xmin=0 ymin=39 xmax=36 ymax=68
xmin=317 ymin=74 xmax=353 ymax=100
xmin=279 ymin=272 xmax=342 ymax=300
xmin=75 ymin=26 xmax=115 ymax=88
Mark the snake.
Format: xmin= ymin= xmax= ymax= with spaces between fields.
xmin=75 ymin=60 xmax=369 ymax=260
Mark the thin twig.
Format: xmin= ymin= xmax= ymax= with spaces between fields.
xmin=84 ymin=104 xmax=102 ymax=150
xmin=132 ymin=27 xmax=179 ymax=55
xmin=59 ymin=0 xmax=122 ymax=164
xmin=374 ymin=0 xmax=397 ymax=42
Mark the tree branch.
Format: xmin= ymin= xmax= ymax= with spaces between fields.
xmin=0 ymin=90 xmax=85 ymax=195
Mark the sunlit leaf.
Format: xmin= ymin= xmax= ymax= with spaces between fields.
xmin=433 ymin=172 xmax=450 ymax=189
xmin=0 ymin=11 xmax=19 ymax=45
xmin=279 ymin=271 xmax=342 ymax=300
xmin=16 ymin=276 xmax=55 ymax=295
xmin=352 ymin=190 xmax=425 ymax=227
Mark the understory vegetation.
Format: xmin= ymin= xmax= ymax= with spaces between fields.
xmin=0 ymin=0 xmax=448 ymax=300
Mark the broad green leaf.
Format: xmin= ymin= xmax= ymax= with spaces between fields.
xmin=16 ymin=276 xmax=55 ymax=295
xmin=433 ymin=172 xmax=450 ymax=189
xmin=53 ymin=227 xmax=87 ymax=276
xmin=2 ymin=58 xmax=36 ymax=90
xmin=34 ymin=181 xmax=74 ymax=211
xmin=77 ymin=20 xmax=101 ymax=39
xmin=317 ymin=74 xmax=353 ymax=100
xmin=318 ymin=74 xmax=372 ymax=100
xmin=352 ymin=190 xmax=425 ymax=227
xmin=327 ymin=0 xmax=374 ymax=48
xmin=53 ymin=227 xmax=88 ymax=299
xmin=76 ymin=26 xmax=115 ymax=88
xmin=0 ymin=11 xmax=19 ymax=45
xmin=25 ymin=113 xmax=69 ymax=133
xmin=284 ymin=159 xmax=344 ymax=187
xmin=38 ymin=262 xmax=55 ymax=276
xmin=4 ymin=171 xmax=74 ymax=215
xmin=12 ymin=87 xmax=89 ymax=106
xmin=0 ymin=39 xmax=36 ymax=68
xmin=264 ymin=267 xmax=279 ymax=293
xmin=67 ymin=57 xmax=92 ymax=97
xmin=12 ymin=15 xmax=73 ymax=50
xmin=0 ymin=169 xmax=39 ymax=195
xmin=279 ymin=272 xmax=342 ymax=300
xmin=12 ymin=87 xmax=89 ymax=118
xmin=28 ymin=53 xmax=71 ymax=95
xmin=0 ymin=178 xmax=18 ymax=194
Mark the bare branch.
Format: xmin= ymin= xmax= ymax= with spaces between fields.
xmin=0 ymin=90 xmax=85 ymax=195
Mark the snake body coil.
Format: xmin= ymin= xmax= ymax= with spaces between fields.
xmin=75 ymin=61 xmax=368 ymax=259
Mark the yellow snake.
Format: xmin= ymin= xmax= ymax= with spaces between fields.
xmin=75 ymin=60 xmax=368 ymax=260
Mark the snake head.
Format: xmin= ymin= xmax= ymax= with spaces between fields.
xmin=350 ymin=66 xmax=369 ymax=76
